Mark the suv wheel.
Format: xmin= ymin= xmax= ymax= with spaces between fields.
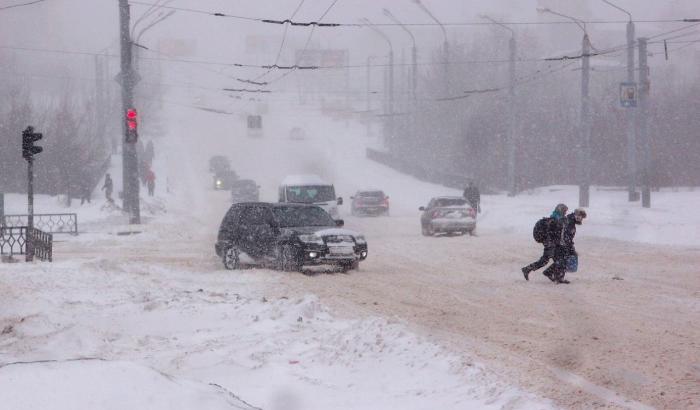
xmin=223 ymin=247 xmax=240 ymax=270
xmin=278 ymin=245 xmax=302 ymax=272
xmin=421 ymin=224 xmax=433 ymax=236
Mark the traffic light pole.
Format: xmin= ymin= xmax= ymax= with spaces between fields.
xmin=119 ymin=0 xmax=140 ymax=224
xmin=26 ymin=156 xmax=34 ymax=261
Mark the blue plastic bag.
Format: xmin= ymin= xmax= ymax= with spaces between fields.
xmin=565 ymin=254 xmax=578 ymax=272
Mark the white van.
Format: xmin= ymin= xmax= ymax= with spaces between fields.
xmin=279 ymin=175 xmax=343 ymax=219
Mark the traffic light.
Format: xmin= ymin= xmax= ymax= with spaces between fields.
xmin=22 ymin=126 xmax=43 ymax=161
xmin=125 ymin=108 xmax=138 ymax=143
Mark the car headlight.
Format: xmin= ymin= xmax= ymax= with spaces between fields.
xmin=299 ymin=234 xmax=324 ymax=245
xmin=354 ymin=235 xmax=366 ymax=245
xmin=215 ymin=179 xmax=223 ymax=187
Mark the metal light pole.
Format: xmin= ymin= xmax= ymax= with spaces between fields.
xmin=362 ymin=18 xmax=394 ymax=152
xmin=383 ymin=9 xmax=417 ymax=104
xmin=481 ymin=15 xmax=517 ymax=196
xmin=538 ymin=8 xmax=591 ymax=207
xmin=412 ymin=0 xmax=448 ymax=94
xmin=638 ymin=37 xmax=651 ymax=208
xmin=119 ymin=0 xmax=140 ymax=224
xmin=602 ymin=0 xmax=637 ymax=201
xmin=366 ymin=55 xmax=376 ymax=138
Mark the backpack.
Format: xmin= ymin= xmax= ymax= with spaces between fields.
xmin=533 ymin=217 xmax=551 ymax=243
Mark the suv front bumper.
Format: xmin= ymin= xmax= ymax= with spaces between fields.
xmin=299 ymin=243 xmax=368 ymax=266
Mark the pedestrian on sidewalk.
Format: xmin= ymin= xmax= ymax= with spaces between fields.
xmin=145 ymin=168 xmax=156 ymax=197
xmin=102 ymin=173 xmax=114 ymax=203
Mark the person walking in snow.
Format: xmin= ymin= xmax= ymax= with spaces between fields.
xmin=102 ymin=173 xmax=114 ymax=203
xmin=145 ymin=168 xmax=156 ymax=196
xmin=463 ymin=181 xmax=481 ymax=213
xmin=522 ymin=203 xmax=568 ymax=281
xmin=80 ymin=182 xmax=92 ymax=205
xmin=543 ymin=208 xmax=587 ymax=284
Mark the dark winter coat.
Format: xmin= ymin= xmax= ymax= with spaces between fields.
xmin=543 ymin=217 xmax=565 ymax=248
xmin=463 ymin=185 xmax=480 ymax=208
xmin=558 ymin=213 xmax=581 ymax=255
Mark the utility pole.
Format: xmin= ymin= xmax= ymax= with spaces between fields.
xmin=366 ymin=55 xmax=373 ymax=138
xmin=602 ymin=1 xmax=638 ymax=202
xmin=362 ymin=18 xmax=394 ymax=152
xmin=95 ymin=54 xmax=106 ymax=142
xmin=638 ymin=37 xmax=651 ymax=208
xmin=580 ymin=33 xmax=592 ymax=208
xmin=481 ymin=15 xmax=517 ymax=196
xmin=507 ymin=36 xmax=517 ymax=196
xmin=537 ymin=7 xmax=591 ymax=206
xmin=118 ymin=0 xmax=140 ymax=224
xmin=626 ymin=20 xmax=638 ymax=201
xmin=412 ymin=0 xmax=447 ymax=94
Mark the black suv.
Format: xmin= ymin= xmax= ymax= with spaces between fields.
xmin=215 ymin=203 xmax=368 ymax=272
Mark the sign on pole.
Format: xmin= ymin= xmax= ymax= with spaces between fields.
xmin=620 ymin=82 xmax=637 ymax=108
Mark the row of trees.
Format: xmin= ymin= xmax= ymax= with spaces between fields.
xmin=0 ymin=79 xmax=117 ymax=202
xmin=381 ymin=30 xmax=700 ymax=191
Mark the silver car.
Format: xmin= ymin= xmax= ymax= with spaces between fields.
xmin=419 ymin=196 xmax=477 ymax=236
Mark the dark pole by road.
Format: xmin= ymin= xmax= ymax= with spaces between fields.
xmin=119 ymin=0 xmax=140 ymax=224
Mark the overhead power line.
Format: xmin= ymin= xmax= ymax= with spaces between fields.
xmin=122 ymin=3 xmax=700 ymax=27
xmin=0 ymin=0 xmax=46 ymax=11
xmin=129 ymin=0 xmax=262 ymax=22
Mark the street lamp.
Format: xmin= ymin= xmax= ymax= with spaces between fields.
xmin=361 ymin=18 xmax=394 ymax=151
xmin=538 ymin=7 xmax=592 ymax=207
xmin=602 ymin=0 xmax=637 ymax=202
xmin=480 ymin=14 xmax=517 ymax=196
xmin=412 ymin=0 xmax=448 ymax=94
xmin=383 ymin=8 xmax=417 ymax=103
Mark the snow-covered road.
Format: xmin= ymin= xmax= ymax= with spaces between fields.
xmin=2 ymin=101 xmax=699 ymax=409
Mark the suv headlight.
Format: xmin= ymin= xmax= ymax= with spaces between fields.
xmin=354 ymin=235 xmax=366 ymax=245
xmin=299 ymin=234 xmax=324 ymax=245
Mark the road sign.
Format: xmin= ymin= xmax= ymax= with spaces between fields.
xmin=620 ymin=82 xmax=637 ymax=108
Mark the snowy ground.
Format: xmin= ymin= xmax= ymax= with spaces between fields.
xmin=2 ymin=100 xmax=699 ymax=409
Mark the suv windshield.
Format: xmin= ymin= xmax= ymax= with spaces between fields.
xmin=285 ymin=185 xmax=336 ymax=203
xmin=272 ymin=206 xmax=335 ymax=227
xmin=434 ymin=198 xmax=467 ymax=207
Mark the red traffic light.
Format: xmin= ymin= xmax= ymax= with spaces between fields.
xmin=126 ymin=108 xmax=138 ymax=120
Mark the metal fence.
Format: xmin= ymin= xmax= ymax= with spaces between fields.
xmin=0 ymin=226 xmax=26 ymax=257
xmin=28 ymin=227 xmax=53 ymax=262
xmin=2 ymin=213 xmax=78 ymax=235
xmin=0 ymin=226 xmax=53 ymax=262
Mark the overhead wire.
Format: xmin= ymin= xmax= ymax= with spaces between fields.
xmin=246 ymin=0 xmax=307 ymax=84
xmin=120 ymin=3 xmax=700 ymax=27
xmin=0 ymin=0 xmax=46 ymax=11
xmin=256 ymin=0 xmax=341 ymax=88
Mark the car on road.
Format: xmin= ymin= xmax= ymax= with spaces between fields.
xmin=214 ymin=169 xmax=238 ymax=191
xmin=419 ymin=196 xmax=476 ymax=236
xmin=215 ymin=202 xmax=368 ymax=273
xmin=231 ymin=179 xmax=260 ymax=203
xmin=279 ymin=174 xmax=343 ymax=219
xmin=350 ymin=190 xmax=390 ymax=216
xmin=209 ymin=155 xmax=231 ymax=174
